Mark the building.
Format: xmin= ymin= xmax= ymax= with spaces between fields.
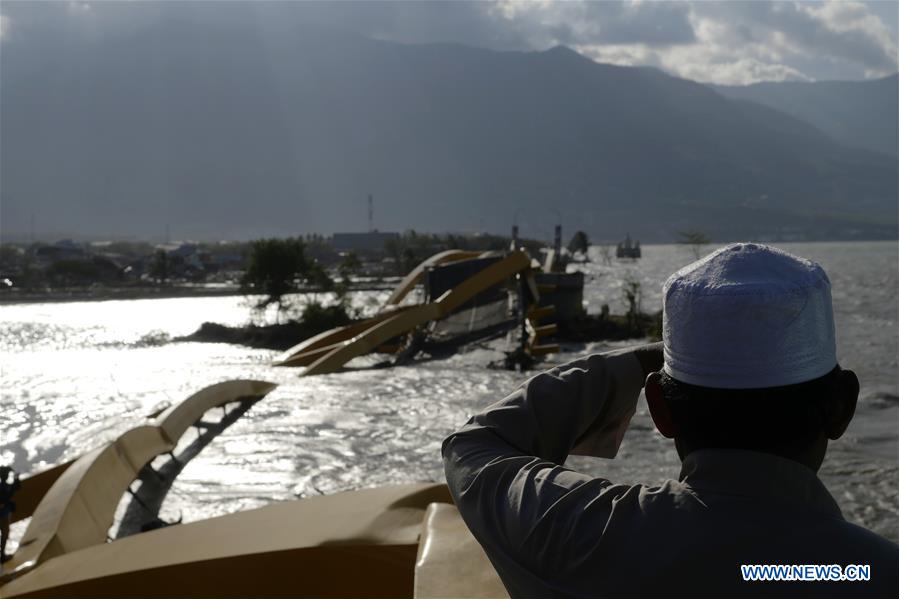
xmin=331 ymin=232 xmax=399 ymax=253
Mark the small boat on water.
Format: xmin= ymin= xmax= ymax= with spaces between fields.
xmin=616 ymin=234 xmax=641 ymax=259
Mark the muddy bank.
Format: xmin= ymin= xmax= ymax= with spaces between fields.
xmin=177 ymin=319 xmax=354 ymax=351
xmin=555 ymin=312 xmax=662 ymax=343
xmin=178 ymin=309 xmax=661 ymax=353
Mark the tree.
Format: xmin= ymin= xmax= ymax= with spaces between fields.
xmin=338 ymin=252 xmax=361 ymax=281
xmin=241 ymin=237 xmax=330 ymax=315
xmin=567 ymin=231 xmax=590 ymax=255
xmin=149 ymin=249 xmax=169 ymax=285
xmin=677 ymin=231 xmax=711 ymax=260
xmin=597 ymin=244 xmax=614 ymax=266
xmin=335 ymin=252 xmax=361 ymax=299
xmin=0 ymin=245 xmax=22 ymax=270
xmin=300 ymin=300 xmax=353 ymax=332
xmin=622 ymin=275 xmax=643 ymax=332
xmin=47 ymin=260 xmax=101 ymax=287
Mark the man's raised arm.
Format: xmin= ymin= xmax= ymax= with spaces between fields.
xmin=441 ymin=343 xmax=661 ymax=594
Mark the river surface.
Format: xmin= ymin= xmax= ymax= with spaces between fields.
xmin=1 ymin=241 xmax=897 ymax=547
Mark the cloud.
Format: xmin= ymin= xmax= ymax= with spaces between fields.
xmin=685 ymin=1 xmax=898 ymax=79
xmin=800 ymin=0 xmax=898 ymax=75
xmin=490 ymin=0 xmax=696 ymax=47
xmin=667 ymin=54 xmax=814 ymax=85
xmin=0 ymin=14 xmax=8 ymax=40
xmin=576 ymin=42 xmax=813 ymax=85
xmin=1 ymin=1 xmax=895 ymax=84
xmin=484 ymin=1 xmax=896 ymax=84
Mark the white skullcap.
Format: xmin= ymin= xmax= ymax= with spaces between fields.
xmin=662 ymin=243 xmax=837 ymax=389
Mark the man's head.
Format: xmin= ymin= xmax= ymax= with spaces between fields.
xmin=644 ymin=243 xmax=859 ymax=471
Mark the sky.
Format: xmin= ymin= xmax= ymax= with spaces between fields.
xmin=0 ymin=0 xmax=896 ymax=85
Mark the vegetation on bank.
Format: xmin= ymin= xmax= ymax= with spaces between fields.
xmin=567 ymin=231 xmax=590 ymax=256
xmin=182 ymin=232 xmax=550 ymax=349
xmin=677 ymin=231 xmax=711 ymax=260
xmin=557 ymin=310 xmax=662 ymax=344
xmin=555 ymin=273 xmax=662 ymax=345
xmin=191 ymin=234 xmax=660 ymax=351
xmin=240 ymin=237 xmax=334 ymax=315
xmin=213 ymin=237 xmax=360 ymax=348
xmin=4 ymin=231 xmax=662 ymax=352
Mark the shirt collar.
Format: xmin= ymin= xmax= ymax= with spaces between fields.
xmin=678 ymin=448 xmax=843 ymax=519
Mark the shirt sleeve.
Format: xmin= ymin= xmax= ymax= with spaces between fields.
xmin=441 ymin=347 xmax=646 ymax=588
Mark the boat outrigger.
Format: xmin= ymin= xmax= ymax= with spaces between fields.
xmin=1 ymin=247 xmax=574 ymax=597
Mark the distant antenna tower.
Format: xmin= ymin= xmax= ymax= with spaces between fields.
xmin=367 ymin=194 xmax=374 ymax=232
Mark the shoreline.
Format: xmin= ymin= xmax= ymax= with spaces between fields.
xmin=0 ymin=283 xmax=399 ymax=306
xmin=0 ymin=286 xmax=245 ymax=305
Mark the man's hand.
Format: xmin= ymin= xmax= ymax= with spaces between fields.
xmin=633 ymin=342 xmax=663 ymax=377
xmin=574 ymin=343 xmax=661 ymax=459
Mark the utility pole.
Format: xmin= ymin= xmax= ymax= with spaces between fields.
xmin=367 ymin=194 xmax=374 ymax=233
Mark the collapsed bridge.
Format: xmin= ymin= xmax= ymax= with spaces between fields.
xmin=2 ymin=247 xmax=578 ymax=596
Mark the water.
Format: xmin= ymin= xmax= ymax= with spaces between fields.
xmin=1 ymin=242 xmax=897 ymax=547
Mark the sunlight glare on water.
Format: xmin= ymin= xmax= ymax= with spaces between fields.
xmin=1 ymin=242 xmax=897 ymax=545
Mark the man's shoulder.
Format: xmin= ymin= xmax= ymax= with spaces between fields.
xmin=618 ymin=477 xmax=899 ymax=559
xmin=829 ymin=518 xmax=899 ymax=560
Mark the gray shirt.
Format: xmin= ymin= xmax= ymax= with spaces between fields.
xmin=442 ymin=349 xmax=899 ymax=598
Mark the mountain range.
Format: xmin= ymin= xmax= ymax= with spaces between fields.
xmin=1 ymin=22 xmax=896 ymax=242
xmin=715 ymin=75 xmax=898 ymax=158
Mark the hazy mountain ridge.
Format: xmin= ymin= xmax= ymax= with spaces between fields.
xmin=714 ymin=75 xmax=899 ymax=158
xmin=1 ymin=23 xmax=896 ymax=242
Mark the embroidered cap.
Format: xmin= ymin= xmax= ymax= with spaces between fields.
xmin=662 ymin=243 xmax=837 ymax=389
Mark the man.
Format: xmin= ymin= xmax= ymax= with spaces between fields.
xmin=443 ymin=243 xmax=899 ymax=598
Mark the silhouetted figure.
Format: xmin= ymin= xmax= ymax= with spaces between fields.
xmin=444 ymin=244 xmax=899 ymax=598
xmin=0 ymin=466 xmax=21 ymax=564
